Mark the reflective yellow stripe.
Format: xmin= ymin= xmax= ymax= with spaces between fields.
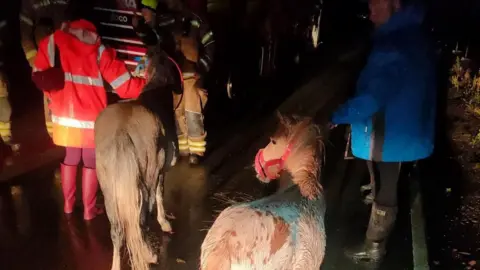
xmin=0 ymin=122 xmax=11 ymax=129
xmin=47 ymin=34 xmax=55 ymax=67
xmin=110 ymin=72 xmax=131 ymax=89
xmin=64 ymin=72 xmax=104 ymax=87
xmin=51 ymin=115 xmax=95 ymax=129
xmin=191 ymin=20 xmax=200 ymax=28
xmin=189 ymin=146 xmax=206 ymax=153
xmin=201 ymin=31 xmax=213 ymax=45
xmin=188 ymin=139 xmax=206 ymax=147
xmin=0 ymin=129 xmax=11 ymax=137
xmin=19 ymin=14 xmax=33 ymax=26
xmin=178 ymin=138 xmax=188 ymax=145
xmin=26 ymin=49 xmax=37 ymax=60
xmin=179 ymin=144 xmax=189 ymax=150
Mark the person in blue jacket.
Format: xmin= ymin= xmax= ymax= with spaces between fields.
xmin=330 ymin=0 xmax=436 ymax=263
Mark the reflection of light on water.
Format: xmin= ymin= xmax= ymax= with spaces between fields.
xmin=10 ymin=186 xmax=23 ymax=197
xmin=54 ymin=168 xmax=61 ymax=186
xmin=9 ymin=185 xmax=31 ymax=236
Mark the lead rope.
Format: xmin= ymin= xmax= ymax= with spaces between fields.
xmin=168 ymin=56 xmax=185 ymax=111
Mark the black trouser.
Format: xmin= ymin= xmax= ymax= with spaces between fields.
xmin=367 ymin=161 xmax=402 ymax=207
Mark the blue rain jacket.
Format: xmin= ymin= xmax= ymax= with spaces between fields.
xmin=331 ymin=4 xmax=436 ymax=162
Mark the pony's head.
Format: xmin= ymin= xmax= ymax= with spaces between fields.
xmin=142 ymin=45 xmax=179 ymax=88
xmin=254 ymin=112 xmax=324 ymax=184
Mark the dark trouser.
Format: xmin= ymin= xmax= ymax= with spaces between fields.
xmin=368 ymin=161 xmax=402 ymax=207
xmin=64 ymin=147 xmax=96 ymax=169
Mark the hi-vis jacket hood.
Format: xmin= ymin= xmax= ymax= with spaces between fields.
xmin=33 ymin=19 xmax=146 ymax=148
xmin=55 ymin=19 xmax=101 ymax=57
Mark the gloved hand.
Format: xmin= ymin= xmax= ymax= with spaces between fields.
xmin=327 ymin=122 xmax=338 ymax=130
xmin=32 ymin=67 xmax=65 ymax=92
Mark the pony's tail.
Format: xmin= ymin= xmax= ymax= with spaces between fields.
xmin=109 ymin=133 xmax=154 ymax=270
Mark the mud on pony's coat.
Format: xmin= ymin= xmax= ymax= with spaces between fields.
xmin=200 ymin=184 xmax=326 ymax=270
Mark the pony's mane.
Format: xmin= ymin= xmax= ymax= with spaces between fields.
xmin=273 ymin=114 xmax=325 ymax=199
xmin=273 ymin=115 xmax=324 ymax=158
xmin=143 ymin=46 xmax=177 ymax=91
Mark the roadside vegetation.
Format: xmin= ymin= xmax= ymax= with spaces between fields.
xmin=443 ymin=52 xmax=480 ymax=268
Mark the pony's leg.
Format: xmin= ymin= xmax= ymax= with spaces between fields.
xmin=105 ymin=199 xmax=123 ymax=270
xmin=156 ymin=174 xmax=172 ymax=232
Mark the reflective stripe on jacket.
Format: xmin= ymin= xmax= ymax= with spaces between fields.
xmin=33 ymin=19 xmax=145 ymax=148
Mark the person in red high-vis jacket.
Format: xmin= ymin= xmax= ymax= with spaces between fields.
xmin=32 ymin=19 xmax=146 ymax=221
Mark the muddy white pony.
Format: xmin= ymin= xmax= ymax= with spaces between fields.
xmin=200 ymin=114 xmax=326 ymax=270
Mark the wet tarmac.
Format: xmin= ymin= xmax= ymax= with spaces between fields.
xmin=0 ymin=5 xmax=419 ymax=268
xmin=0 ymin=128 xmax=415 ymax=270
xmin=0 ymin=67 xmax=416 ymax=270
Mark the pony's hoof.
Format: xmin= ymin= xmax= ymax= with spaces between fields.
xmin=363 ymin=193 xmax=374 ymax=205
xmin=146 ymin=253 xmax=158 ymax=264
xmin=160 ymin=220 xmax=173 ymax=233
xmin=170 ymin=155 xmax=178 ymax=167
xmin=189 ymin=154 xmax=200 ymax=165
xmin=360 ymin=184 xmax=373 ymax=193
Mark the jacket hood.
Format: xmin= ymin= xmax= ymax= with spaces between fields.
xmin=376 ymin=3 xmax=425 ymax=35
xmin=54 ymin=19 xmax=100 ymax=56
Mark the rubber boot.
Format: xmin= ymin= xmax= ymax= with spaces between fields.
xmin=82 ymin=167 xmax=104 ymax=221
xmin=188 ymin=133 xmax=206 ymax=165
xmin=345 ymin=203 xmax=398 ymax=262
xmin=61 ymin=164 xmax=78 ymax=214
xmin=185 ymin=111 xmax=206 ymax=165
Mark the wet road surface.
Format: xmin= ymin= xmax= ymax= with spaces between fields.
xmin=0 ymin=133 xmax=415 ymax=270
xmin=0 ymin=53 xmax=417 ymax=270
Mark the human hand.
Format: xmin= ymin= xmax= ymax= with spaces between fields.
xmin=328 ymin=122 xmax=338 ymax=130
xmin=132 ymin=15 xmax=141 ymax=28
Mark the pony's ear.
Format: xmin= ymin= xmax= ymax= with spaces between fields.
xmin=276 ymin=111 xmax=288 ymax=127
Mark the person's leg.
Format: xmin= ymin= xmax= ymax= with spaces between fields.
xmin=375 ymin=162 xmax=402 ymax=207
xmin=362 ymin=160 xmax=376 ymax=204
xmin=0 ymin=72 xmax=12 ymax=144
xmin=81 ymin=148 xmax=103 ymax=220
xmin=62 ymin=147 xmax=82 ymax=214
xmin=183 ymin=78 xmax=207 ymax=165
xmin=346 ymin=161 xmax=401 ymax=262
xmin=173 ymin=91 xmax=189 ymax=157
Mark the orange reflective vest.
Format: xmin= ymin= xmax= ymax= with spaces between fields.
xmin=33 ymin=19 xmax=145 ymax=148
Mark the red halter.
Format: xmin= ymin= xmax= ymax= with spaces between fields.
xmin=254 ymin=142 xmax=294 ymax=182
xmin=254 ymin=123 xmax=307 ymax=181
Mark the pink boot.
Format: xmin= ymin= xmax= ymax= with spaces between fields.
xmin=82 ymin=167 xmax=104 ymax=221
xmin=61 ymin=164 xmax=77 ymax=214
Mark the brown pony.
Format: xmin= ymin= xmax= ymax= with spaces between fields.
xmin=200 ymin=113 xmax=327 ymax=270
xmin=95 ymin=45 xmax=179 ymax=270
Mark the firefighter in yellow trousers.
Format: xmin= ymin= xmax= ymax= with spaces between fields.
xmin=0 ymin=15 xmax=11 ymax=143
xmin=0 ymin=72 xmax=10 ymax=143
xmin=19 ymin=0 xmax=70 ymax=138
xmin=134 ymin=0 xmax=214 ymax=165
